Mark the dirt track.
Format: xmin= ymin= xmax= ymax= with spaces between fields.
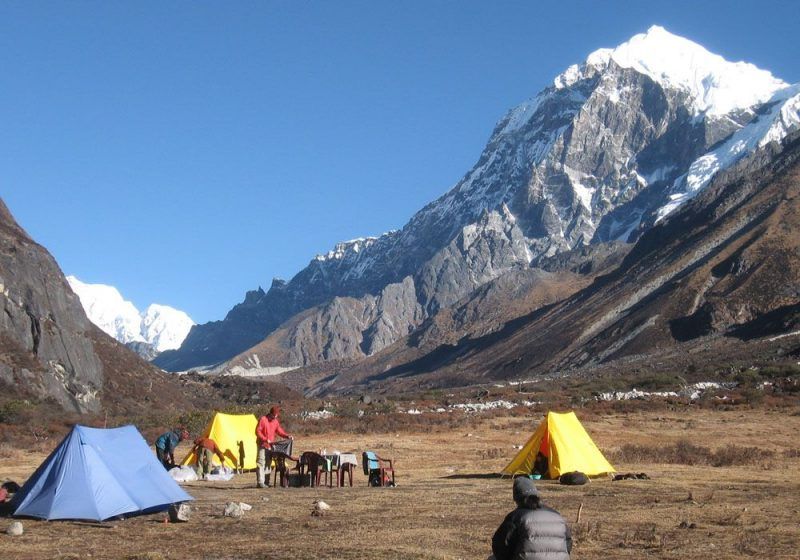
xmin=1 ymin=408 xmax=799 ymax=559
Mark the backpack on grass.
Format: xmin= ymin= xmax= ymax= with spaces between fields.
xmin=559 ymin=471 xmax=589 ymax=485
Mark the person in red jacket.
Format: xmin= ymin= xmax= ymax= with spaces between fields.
xmin=255 ymin=406 xmax=293 ymax=488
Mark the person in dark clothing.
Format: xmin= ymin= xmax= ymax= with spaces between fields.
xmin=155 ymin=428 xmax=189 ymax=470
xmin=532 ymin=452 xmax=549 ymax=478
xmin=492 ymin=477 xmax=572 ymax=560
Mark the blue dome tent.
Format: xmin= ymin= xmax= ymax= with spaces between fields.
xmin=12 ymin=424 xmax=193 ymax=521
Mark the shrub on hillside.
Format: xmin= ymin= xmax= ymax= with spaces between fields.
xmin=0 ymin=442 xmax=22 ymax=460
xmin=711 ymin=444 xmax=773 ymax=467
xmin=0 ymin=399 xmax=32 ymax=424
xmin=612 ymin=439 xmax=772 ymax=467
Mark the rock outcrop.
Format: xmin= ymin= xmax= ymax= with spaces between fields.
xmin=0 ymin=198 xmax=190 ymax=414
xmin=0 ymin=199 xmax=104 ymax=412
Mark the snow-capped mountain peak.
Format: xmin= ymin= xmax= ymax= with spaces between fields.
xmin=141 ymin=304 xmax=195 ymax=352
xmin=156 ymin=26 xmax=800 ymax=374
xmin=558 ymin=25 xmax=787 ymax=116
xmin=67 ymin=275 xmax=194 ymax=352
xmin=66 ymin=275 xmax=144 ymax=345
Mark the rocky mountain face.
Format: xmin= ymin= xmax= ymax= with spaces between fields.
xmin=0 ymin=200 xmax=104 ymax=412
xmin=326 ymin=132 xmax=800 ymax=393
xmin=156 ymin=26 xmax=799 ymax=379
xmin=0 ymin=199 xmax=190 ymax=414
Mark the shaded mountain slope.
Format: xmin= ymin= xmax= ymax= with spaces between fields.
xmin=273 ymin=241 xmax=628 ymax=393
xmin=324 ymin=132 xmax=800 ymax=392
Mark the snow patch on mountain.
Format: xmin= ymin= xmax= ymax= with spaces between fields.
xmin=564 ymin=166 xmax=595 ymax=211
xmin=657 ymin=84 xmax=800 ymax=220
xmin=314 ymin=237 xmax=380 ymax=262
xmin=499 ymin=95 xmax=546 ymax=135
xmin=67 ymin=275 xmax=194 ymax=352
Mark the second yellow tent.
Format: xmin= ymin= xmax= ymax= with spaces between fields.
xmin=501 ymin=411 xmax=615 ymax=479
xmin=181 ymin=412 xmax=258 ymax=470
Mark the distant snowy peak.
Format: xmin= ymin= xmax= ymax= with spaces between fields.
xmin=141 ymin=304 xmax=195 ymax=352
xmin=557 ymin=25 xmax=786 ymax=116
xmin=66 ymin=275 xmax=144 ymax=345
xmin=67 ymin=276 xmax=194 ymax=352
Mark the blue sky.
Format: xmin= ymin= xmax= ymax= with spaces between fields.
xmin=2 ymin=1 xmax=798 ymax=323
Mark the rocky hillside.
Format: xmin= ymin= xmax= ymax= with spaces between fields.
xmin=156 ymin=26 xmax=799 ymax=377
xmin=0 ymin=198 xmax=190 ymax=414
xmin=323 ymin=131 xmax=800 ymax=393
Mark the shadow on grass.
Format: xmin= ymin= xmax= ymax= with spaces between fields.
xmin=441 ymin=473 xmax=504 ymax=480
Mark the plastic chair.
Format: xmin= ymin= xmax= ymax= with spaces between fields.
xmin=268 ymin=440 xmax=297 ymax=488
xmin=300 ymin=451 xmax=334 ymax=487
xmin=362 ymin=451 xmax=395 ymax=487
xmin=339 ymin=459 xmax=355 ymax=487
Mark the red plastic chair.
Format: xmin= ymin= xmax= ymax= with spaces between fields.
xmin=300 ymin=452 xmax=334 ymax=487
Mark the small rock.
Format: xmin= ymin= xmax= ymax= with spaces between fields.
xmin=6 ymin=521 xmax=23 ymax=536
xmin=311 ymin=500 xmax=330 ymax=516
xmin=223 ymin=502 xmax=246 ymax=518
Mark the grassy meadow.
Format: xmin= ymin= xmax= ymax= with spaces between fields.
xmin=1 ymin=406 xmax=799 ymax=559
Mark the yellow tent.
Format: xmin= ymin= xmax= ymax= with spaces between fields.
xmin=181 ymin=412 xmax=258 ymax=470
xmin=501 ymin=411 xmax=615 ymax=478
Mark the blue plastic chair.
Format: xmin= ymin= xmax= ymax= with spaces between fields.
xmin=362 ymin=451 xmax=395 ymax=487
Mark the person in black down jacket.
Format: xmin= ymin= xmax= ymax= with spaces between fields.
xmin=491 ymin=477 xmax=572 ymax=560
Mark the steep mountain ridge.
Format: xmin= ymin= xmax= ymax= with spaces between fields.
xmin=156 ymin=26 xmax=799 ymax=376
xmin=326 ymin=132 xmax=800 ymax=393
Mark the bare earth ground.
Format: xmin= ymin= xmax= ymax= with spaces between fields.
xmin=1 ymin=407 xmax=799 ymax=559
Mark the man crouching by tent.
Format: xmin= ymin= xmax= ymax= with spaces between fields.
xmin=491 ymin=477 xmax=572 ymax=560
xmin=155 ymin=428 xmax=189 ymax=470
xmin=255 ymin=406 xmax=293 ymax=488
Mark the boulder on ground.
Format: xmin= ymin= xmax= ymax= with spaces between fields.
xmin=168 ymin=503 xmax=191 ymax=522
xmin=6 ymin=521 xmax=23 ymax=536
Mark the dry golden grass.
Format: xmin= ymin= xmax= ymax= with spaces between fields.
xmin=1 ymin=407 xmax=799 ymax=559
